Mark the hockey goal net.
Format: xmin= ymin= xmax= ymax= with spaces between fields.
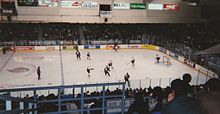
xmin=162 ymin=56 xmax=171 ymax=65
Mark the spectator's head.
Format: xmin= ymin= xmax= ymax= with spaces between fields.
xmin=152 ymin=86 xmax=163 ymax=99
xmin=205 ymin=78 xmax=220 ymax=92
xmin=182 ymin=73 xmax=192 ymax=83
xmin=171 ymin=79 xmax=188 ymax=97
xmin=134 ymin=92 xmax=144 ymax=102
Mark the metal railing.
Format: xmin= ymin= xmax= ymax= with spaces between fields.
xmin=0 ymin=82 xmax=126 ymax=114
xmin=124 ymin=75 xmax=210 ymax=89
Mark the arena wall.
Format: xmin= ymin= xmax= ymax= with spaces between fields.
xmin=1 ymin=1 xmax=202 ymax=23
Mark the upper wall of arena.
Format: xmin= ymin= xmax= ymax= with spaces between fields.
xmin=0 ymin=0 xmax=202 ymax=23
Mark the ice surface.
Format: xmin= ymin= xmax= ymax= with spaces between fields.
xmin=0 ymin=49 xmax=211 ymax=89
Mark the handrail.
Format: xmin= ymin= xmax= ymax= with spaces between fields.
xmin=0 ymin=82 xmax=125 ymax=92
xmin=0 ymin=82 xmax=126 ymax=114
xmin=0 ymin=108 xmax=38 ymax=114
xmin=0 ymin=94 xmax=35 ymax=103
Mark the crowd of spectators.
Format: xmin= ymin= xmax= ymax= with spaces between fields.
xmin=0 ymin=24 xmax=37 ymax=42
xmin=0 ymin=23 xmax=219 ymax=50
xmin=41 ymin=24 xmax=79 ymax=42
xmin=0 ymin=23 xmax=80 ymax=46
xmin=1 ymin=73 xmax=219 ymax=114
xmin=127 ymin=74 xmax=220 ymax=114
xmin=82 ymin=24 xmax=120 ymax=43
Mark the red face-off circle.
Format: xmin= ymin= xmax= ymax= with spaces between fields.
xmin=7 ymin=67 xmax=30 ymax=73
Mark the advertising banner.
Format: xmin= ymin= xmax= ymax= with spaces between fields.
xmin=81 ymin=1 xmax=98 ymax=9
xmin=159 ymin=47 xmax=167 ymax=53
xmin=95 ymin=45 xmax=101 ymax=49
xmin=60 ymin=1 xmax=80 ymax=8
xmin=63 ymin=45 xmax=74 ymax=50
xmin=84 ymin=45 xmax=89 ymax=49
xmin=140 ymin=45 xmax=158 ymax=50
xmin=38 ymin=0 xmax=58 ymax=7
xmin=163 ymin=4 xmax=179 ymax=10
xmin=112 ymin=3 xmax=130 ymax=9
xmin=118 ymin=45 xmax=139 ymax=49
xmin=78 ymin=45 xmax=84 ymax=49
xmin=60 ymin=0 xmax=97 ymax=8
xmin=130 ymin=3 xmax=146 ymax=9
xmin=34 ymin=46 xmax=46 ymax=50
xmin=169 ymin=51 xmax=175 ymax=58
xmin=106 ymin=45 xmax=114 ymax=49
xmin=15 ymin=46 xmax=35 ymax=51
xmin=84 ymin=45 xmax=100 ymax=49
xmin=46 ymin=46 xmax=56 ymax=50
xmin=148 ymin=4 xmax=163 ymax=10
xmin=127 ymin=45 xmax=139 ymax=49
xmin=174 ymin=54 xmax=179 ymax=59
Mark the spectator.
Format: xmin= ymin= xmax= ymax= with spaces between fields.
xmin=90 ymin=99 xmax=102 ymax=114
xmin=163 ymin=79 xmax=203 ymax=114
xmin=127 ymin=92 xmax=150 ymax=114
xmin=182 ymin=73 xmax=193 ymax=96
xmin=182 ymin=73 xmax=192 ymax=84
xmin=198 ymin=78 xmax=220 ymax=114
xmin=150 ymin=86 xmax=165 ymax=113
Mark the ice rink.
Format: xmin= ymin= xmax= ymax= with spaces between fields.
xmin=0 ymin=49 xmax=210 ymax=89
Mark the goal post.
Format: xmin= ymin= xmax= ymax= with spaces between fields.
xmin=162 ymin=56 xmax=171 ymax=65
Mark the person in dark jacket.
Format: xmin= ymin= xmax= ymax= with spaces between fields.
xmin=127 ymin=92 xmax=150 ymax=114
xmin=163 ymin=79 xmax=204 ymax=114
xmin=182 ymin=73 xmax=193 ymax=96
xmin=198 ymin=78 xmax=220 ymax=114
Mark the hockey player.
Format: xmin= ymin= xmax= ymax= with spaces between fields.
xmin=127 ymin=57 xmax=135 ymax=67
xmin=2 ymin=47 xmax=6 ymax=54
xmin=104 ymin=66 xmax=110 ymax=76
xmin=113 ymin=43 xmax=118 ymax=52
xmin=124 ymin=72 xmax=130 ymax=87
xmin=156 ymin=54 xmax=160 ymax=63
xmin=87 ymin=66 xmax=94 ymax=77
xmin=76 ymin=50 xmax=81 ymax=60
xmin=37 ymin=66 xmax=41 ymax=80
xmin=131 ymin=57 xmax=135 ymax=67
xmin=108 ymin=60 xmax=113 ymax=69
xmin=87 ymin=52 xmax=91 ymax=60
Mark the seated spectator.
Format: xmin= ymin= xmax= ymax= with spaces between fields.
xmin=163 ymin=79 xmax=203 ymax=114
xmin=90 ymin=99 xmax=102 ymax=114
xmin=127 ymin=92 xmax=150 ymax=114
xmin=198 ymin=78 xmax=220 ymax=114
xmin=150 ymin=86 xmax=165 ymax=113
xmin=182 ymin=73 xmax=193 ymax=96
xmin=182 ymin=73 xmax=192 ymax=84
